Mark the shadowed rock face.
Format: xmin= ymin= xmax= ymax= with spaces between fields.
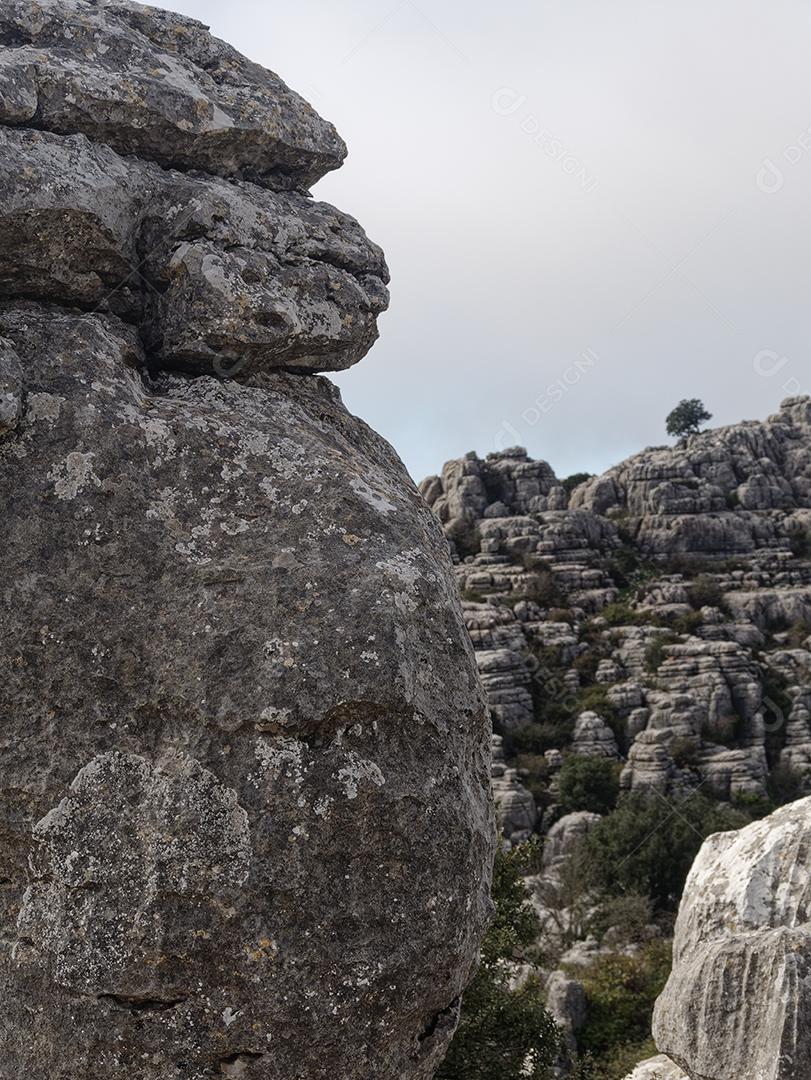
xmin=653 ymin=798 xmax=811 ymax=1080
xmin=0 ymin=5 xmax=494 ymax=1079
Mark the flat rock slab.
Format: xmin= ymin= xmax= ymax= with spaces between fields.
xmin=0 ymin=0 xmax=346 ymax=189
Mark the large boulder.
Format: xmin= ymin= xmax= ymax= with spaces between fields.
xmin=0 ymin=5 xmax=493 ymax=1079
xmin=653 ymin=797 xmax=811 ymax=1079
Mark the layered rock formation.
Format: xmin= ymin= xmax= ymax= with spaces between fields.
xmin=570 ymin=399 xmax=811 ymax=557
xmin=424 ymin=406 xmax=811 ymax=1076
xmin=0 ymin=5 xmax=494 ymax=1079
xmin=422 ymin=403 xmax=811 ymax=835
xmin=653 ymin=798 xmax=811 ymax=1079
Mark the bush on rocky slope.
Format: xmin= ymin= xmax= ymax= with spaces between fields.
xmin=437 ymin=845 xmax=561 ymax=1080
xmin=558 ymin=756 xmax=621 ymax=815
xmin=576 ymin=942 xmax=672 ymax=1066
xmin=581 ymin=794 xmax=752 ymax=909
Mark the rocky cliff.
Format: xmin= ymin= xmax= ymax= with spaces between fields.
xmin=423 ymin=400 xmax=811 ymax=1076
xmin=0 ymin=4 xmax=493 ymax=1078
xmin=422 ymin=399 xmax=811 ymax=843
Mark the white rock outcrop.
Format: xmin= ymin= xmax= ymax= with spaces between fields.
xmin=624 ymin=1056 xmax=688 ymax=1080
xmin=653 ymin=797 xmax=811 ymax=1079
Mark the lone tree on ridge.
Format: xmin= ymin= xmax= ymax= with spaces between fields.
xmin=666 ymin=399 xmax=712 ymax=441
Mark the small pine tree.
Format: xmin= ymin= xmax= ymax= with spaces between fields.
xmin=665 ymin=399 xmax=712 ymax=440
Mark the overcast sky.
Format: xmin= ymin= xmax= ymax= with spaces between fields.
xmin=170 ymin=0 xmax=808 ymax=482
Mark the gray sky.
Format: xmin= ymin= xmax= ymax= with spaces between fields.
xmin=168 ymin=0 xmax=809 ymax=482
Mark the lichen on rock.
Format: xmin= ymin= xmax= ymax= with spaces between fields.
xmin=0 ymin=4 xmax=493 ymax=1078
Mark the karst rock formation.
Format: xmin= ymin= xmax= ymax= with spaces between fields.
xmin=422 ymin=400 xmax=811 ymax=843
xmin=424 ymin=404 xmax=811 ymax=1075
xmin=0 ymin=3 xmax=494 ymax=1078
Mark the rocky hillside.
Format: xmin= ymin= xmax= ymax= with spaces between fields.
xmin=423 ymin=398 xmax=811 ymax=1077
xmin=0 ymin=4 xmax=493 ymax=1079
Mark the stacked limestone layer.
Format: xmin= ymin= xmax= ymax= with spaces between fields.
xmin=421 ymin=402 xmax=811 ymax=835
xmin=0 ymin=4 xmax=494 ymax=1079
xmin=570 ymin=396 xmax=811 ymax=555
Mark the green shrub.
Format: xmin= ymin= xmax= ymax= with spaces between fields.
xmin=732 ymin=791 xmax=774 ymax=819
xmin=598 ymin=603 xmax=647 ymax=627
xmin=562 ymin=472 xmax=594 ymax=496
xmin=518 ymin=569 xmax=565 ymax=608
xmin=786 ymin=620 xmax=811 ymax=648
xmin=548 ymin=607 xmax=577 ymax=625
xmin=701 ymin=711 xmax=743 ymax=747
xmin=460 ymin=588 xmax=487 ymax=603
xmin=586 ymin=1038 xmax=659 ymax=1080
xmin=669 ymin=736 xmax=700 ymax=769
xmin=589 ymin=893 xmax=655 ymax=946
xmin=767 ymin=763 xmax=805 ymax=807
xmin=788 ymin=525 xmax=811 ymax=559
xmin=644 ymin=633 xmax=678 ymax=673
xmin=448 ymin=516 xmax=481 ymax=559
xmin=573 ymin=649 xmax=602 ymax=685
xmin=437 ymin=845 xmax=562 ymax=1080
xmin=577 ymin=941 xmax=672 ymax=1059
xmin=725 ymin=490 xmax=741 ymax=510
xmin=506 ymin=721 xmax=575 ymax=757
xmin=558 ymin=756 xmax=620 ymax=816
xmin=667 ymin=610 xmax=705 ymax=635
xmin=760 ymin=665 xmax=794 ymax=766
xmin=513 ymin=754 xmax=553 ymax=811
xmin=582 ymin=793 xmax=751 ymax=910
xmin=687 ymin=574 xmax=723 ymax=610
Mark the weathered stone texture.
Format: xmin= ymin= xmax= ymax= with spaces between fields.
xmin=0 ymin=0 xmax=347 ymax=189
xmin=0 ymin=4 xmax=493 ymax=1078
xmin=0 ymin=126 xmax=389 ymax=376
xmin=653 ymin=798 xmax=811 ymax=1080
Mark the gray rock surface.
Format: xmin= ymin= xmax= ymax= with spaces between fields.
xmin=571 ymin=711 xmax=619 ymax=759
xmin=0 ymin=126 xmax=389 ymax=376
xmin=491 ymin=734 xmax=537 ymax=845
xmin=570 ymin=396 xmax=811 ymax=558
xmin=541 ymin=812 xmax=601 ymax=876
xmin=0 ymin=301 xmax=493 ymax=1080
xmin=653 ymin=797 xmax=811 ymax=1080
xmin=545 ymin=969 xmax=587 ymax=1054
xmin=0 ymin=0 xmax=346 ymax=189
xmin=425 ymin=403 xmax=811 ymax=811
xmin=424 ymin=406 xmax=811 ymax=1074
xmin=0 ymin=6 xmax=492 ymax=1079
